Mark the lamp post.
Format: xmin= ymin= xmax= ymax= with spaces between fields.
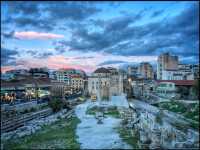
xmin=128 ymin=77 xmax=132 ymax=98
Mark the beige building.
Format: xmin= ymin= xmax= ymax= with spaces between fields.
xmin=88 ymin=67 xmax=123 ymax=100
xmin=50 ymin=81 xmax=71 ymax=97
xmin=157 ymin=53 xmax=178 ymax=80
xmin=138 ymin=62 xmax=154 ymax=79
xmin=71 ymin=75 xmax=84 ymax=90
xmin=55 ymin=68 xmax=85 ymax=91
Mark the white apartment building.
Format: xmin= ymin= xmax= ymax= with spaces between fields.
xmin=178 ymin=64 xmax=199 ymax=79
xmin=162 ymin=70 xmax=194 ymax=80
xmin=55 ymin=70 xmax=71 ymax=85
xmin=157 ymin=53 xmax=178 ymax=80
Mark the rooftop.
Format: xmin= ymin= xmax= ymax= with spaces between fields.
xmin=156 ymin=80 xmax=195 ymax=86
xmin=1 ymin=77 xmax=51 ymax=88
xmin=94 ymin=67 xmax=111 ymax=73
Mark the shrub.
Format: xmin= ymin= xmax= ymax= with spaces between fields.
xmin=30 ymin=107 xmax=36 ymax=112
xmin=48 ymin=99 xmax=63 ymax=112
xmin=63 ymin=101 xmax=71 ymax=110
xmin=102 ymin=96 xmax=109 ymax=101
xmin=24 ymin=109 xmax=29 ymax=114
xmin=155 ymin=110 xmax=164 ymax=125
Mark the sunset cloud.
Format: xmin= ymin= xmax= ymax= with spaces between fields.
xmin=14 ymin=31 xmax=64 ymax=40
xmin=1 ymin=66 xmax=15 ymax=73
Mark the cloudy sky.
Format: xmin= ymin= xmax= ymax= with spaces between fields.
xmin=1 ymin=1 xmax=199 ymax=73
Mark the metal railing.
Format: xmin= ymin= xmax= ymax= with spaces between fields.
xmin=1 ymin=108 xmax=52 ymax=133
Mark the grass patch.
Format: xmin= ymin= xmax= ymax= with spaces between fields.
xmin=116 ymin=126 xmax=139 ymax=149
xmin=86 ymin=106 xmax=99 ymax=115
xmin=2 ymin=116 xmax=81 ymax=149
xmin=158 ymin=101 xmax=187 ymax=113
xmin=86 ymin=106 xmax=120 ymax=118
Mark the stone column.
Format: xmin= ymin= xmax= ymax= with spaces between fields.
xmin=138 ymin=129 xmax=150 ymax=149
xmin=149 ymin=129 xmax=161 ymax=149
xmin=139 ymin=130 xmax=149 ymax=144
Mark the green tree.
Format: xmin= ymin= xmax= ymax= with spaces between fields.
xmin=177 ymin=86 xmax=189 ymax=99
xmin=48 ymin=98 xmax=63 ymax=112
xmin=193 ymin=79 xmax=199 ymax=99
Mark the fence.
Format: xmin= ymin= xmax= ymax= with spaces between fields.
xmin=1 ymin=108 xmax=52 ymax=133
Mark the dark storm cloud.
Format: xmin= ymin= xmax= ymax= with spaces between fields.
xmin=56 ymin=3 xmax=198 ymax=62
xmin=98 ymin=60 xmax=128 ymax=66
xmin=3 ymin=2 xmax=55 ymax=31
xmin=36 ymin=52 xmax=53 ymax=58
xmin=27 ymin=50 xmax=53 ymax=58
xmin=7 ymin=1 xmax=41 ymax=16
xmin=73 ymin=56 xmax=94 ymax=60
xmin=1 ymin=48 xmax=18 ymax=66
xmin=58 ymin=12 xmax=146 ymax=52
xmin=104 ymin=14 xmax=143 ymax=31
xmin=13 ymin=17 xmax=55 ymax=31
xmin=1 ymin=30 xmax=15 ymax=39
xmin=27 ymin=50 xmax=37 ymax=56
xmin=151 ymin=9 xmax=164 ymax=18
xmin=53 ymin=41 xmax=67 ymax=54
xmin=3 ymin=1 xmax=101 ymax=32
xmin=45 ymin=2 xmax=101 ymax=21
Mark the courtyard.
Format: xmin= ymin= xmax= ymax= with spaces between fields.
xmin=2 ymin=96 xmax=138 ymax=149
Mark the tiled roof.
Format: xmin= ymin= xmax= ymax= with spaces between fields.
xmin=1 ymin=77 xmax=51 ymax=88
xmin=70 ymin=74 xmax=82 ymax=78
xmin=94 ymin=67 xmax=111 ymax=73
xmin=156 ymin=80 xmax=195 ymax=86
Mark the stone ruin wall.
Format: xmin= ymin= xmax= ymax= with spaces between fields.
xmin=121 ymin=108 xmax=199 ymax=149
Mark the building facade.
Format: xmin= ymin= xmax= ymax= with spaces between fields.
xmin=6 ymin=69 xmax=30 ymax=76
xmin=162 ymin=70 xmax=194 ymax=80
xmin=178 ymin=64 xmax=199 ymax=79
xmin=88 ymin=67 xmax=123 ymax=100
xmin=155 ymin=82 xmax=176 ymax=98
xmin=71 ymin=75 xmax=84 ymax=91
xmin=138 ymin=62 xmax=154 ymax=79
xmin=55 ymin=69 xmax=72 ymax=85
xmin=157 ymin=53 xmax=178 ymax=80
xmin=155 ymin=80 xmax=196 ymax=99
xmin=128 ymin=66 xmax=138 ymax=76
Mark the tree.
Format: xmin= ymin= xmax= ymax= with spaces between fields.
xmin=48 ymin=98 xmax=63 ymax=112
xmin=177 ymin=86 xmax=189 ymax=99
xmin=193 ymin=79 xmax=199 ymax=99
